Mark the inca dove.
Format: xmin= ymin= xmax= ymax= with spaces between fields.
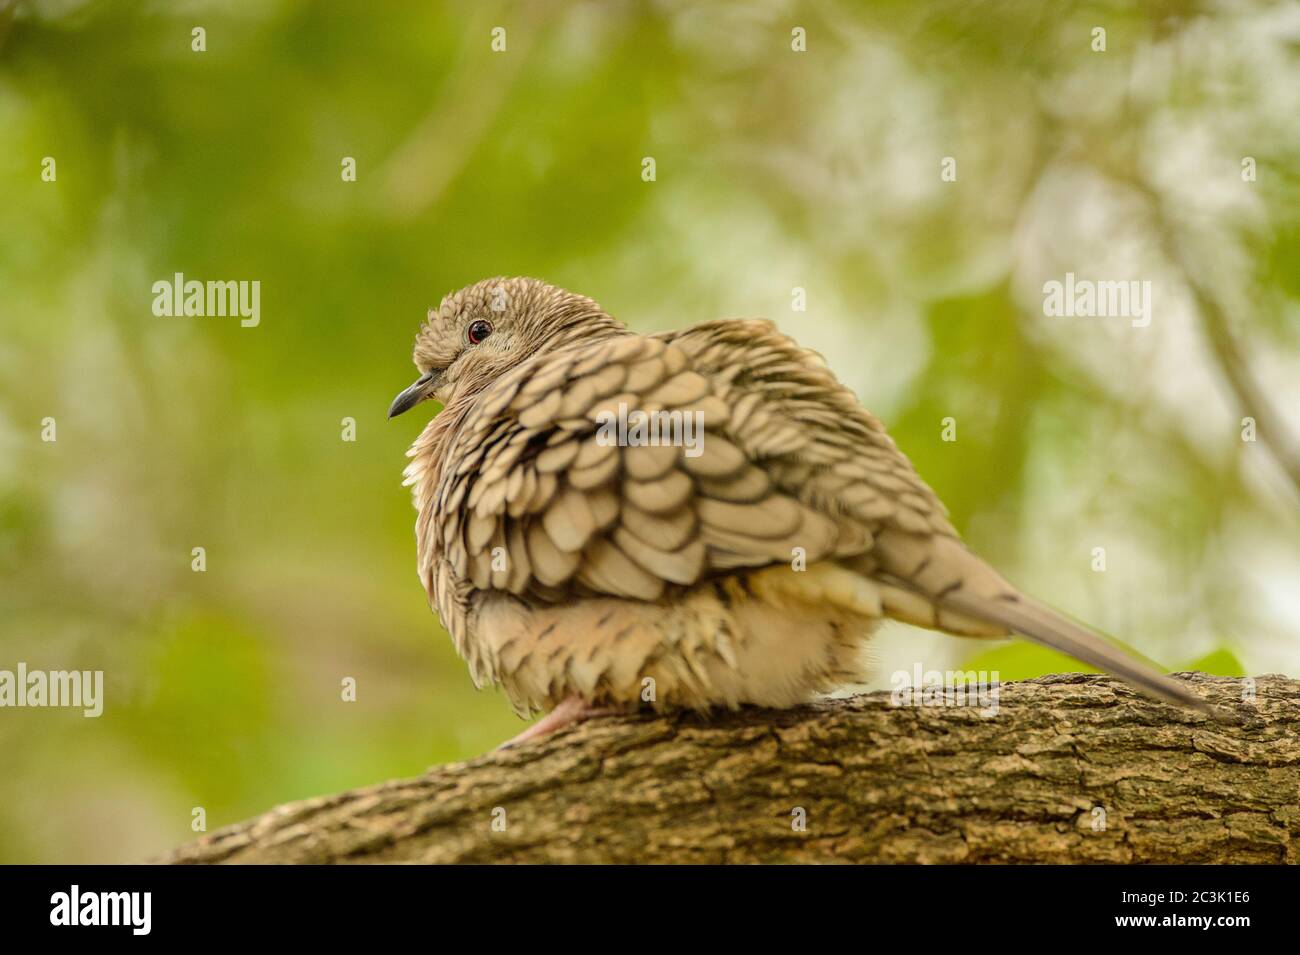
xmin=389 ymin=277 xmax=1212 ymax=744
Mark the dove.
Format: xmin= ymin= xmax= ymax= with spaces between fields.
xmin=389 ymin=277 xmax=1212 ymax=745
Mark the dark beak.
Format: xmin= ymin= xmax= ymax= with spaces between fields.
xmin=388 ymin=370 xmax=438 ymax=419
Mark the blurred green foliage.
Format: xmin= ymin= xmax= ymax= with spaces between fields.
xmin=0 ymin=1 xmax=1296 ymax=862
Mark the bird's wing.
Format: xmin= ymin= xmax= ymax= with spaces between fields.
xmin=423 ymin=322 xmax=956 ymax=606
xmin=657 ymin=319 xmax=958 ymax=540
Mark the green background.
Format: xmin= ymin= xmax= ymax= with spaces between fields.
xmin=1 ymin=1 xmax=1296 ymax=863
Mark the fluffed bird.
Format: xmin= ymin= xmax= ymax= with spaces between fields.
xmin=389 ymin=277 xmax=1212 ymax=745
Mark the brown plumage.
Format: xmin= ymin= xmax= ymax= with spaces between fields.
xmin=389 ymin=277 xmax=1211 ymax=742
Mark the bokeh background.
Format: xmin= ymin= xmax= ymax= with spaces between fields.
xmin=1 ymin=0 xmax=1297 ymax=863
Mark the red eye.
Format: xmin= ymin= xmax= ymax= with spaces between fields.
xmin=467 ymin=319 xmax=493 ymax=344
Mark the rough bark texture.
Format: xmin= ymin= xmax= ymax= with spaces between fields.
xmin=166 ymin=672 xmax=1299 ymax=864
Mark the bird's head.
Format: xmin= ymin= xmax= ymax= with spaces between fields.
xmin=388 ymin=276 xmax=625 ymax=419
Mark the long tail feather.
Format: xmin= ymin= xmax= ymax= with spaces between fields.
xmin=871 ymin=530 xmax=1219 ymax=718
xmin=941 ymin=588 xmax=1216 ymax=716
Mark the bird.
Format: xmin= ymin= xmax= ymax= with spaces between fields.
xmin=389 ymin=276 xmax=1214 ymax=746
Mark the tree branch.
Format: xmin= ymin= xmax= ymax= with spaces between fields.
xmin=1123 ymin=169 xmax=1300 ymax=501
xmin=1191 ymin=278 xmax=1300 ymax=497
xmin=165 ymin=673 xmax=1298 ymax=864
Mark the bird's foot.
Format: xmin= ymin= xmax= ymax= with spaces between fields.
xmin=497 ymin=695 xmax=615 ymax=750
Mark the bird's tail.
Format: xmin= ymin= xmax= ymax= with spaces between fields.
xmin=872 ymin=530 xmax=1218 ymax=717
xmin=940 ymin=587 xmax=1216 ymax=716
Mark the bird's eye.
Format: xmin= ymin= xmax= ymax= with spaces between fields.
xmin=467 ymin=319 xmax=493 ymax=345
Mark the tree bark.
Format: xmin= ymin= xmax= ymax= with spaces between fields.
xmin=165 ymin=673 xmax=1298 ymax=864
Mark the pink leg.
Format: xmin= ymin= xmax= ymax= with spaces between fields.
xmin=497 ymin=695 xmax=612 ymax=750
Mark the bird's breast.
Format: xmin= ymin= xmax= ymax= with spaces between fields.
xmin=467 ymin=560 xmax=885 ymax=715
